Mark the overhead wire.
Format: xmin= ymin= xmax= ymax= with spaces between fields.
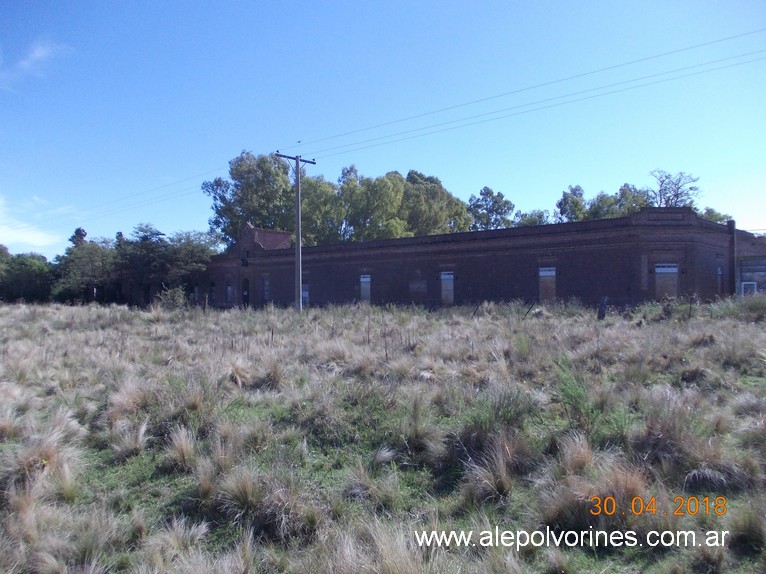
xmin=302 ymin=49 xmax=766 ymax=158
xmin=12 ymin=28 xmax=765 ymax=236
xmin=277 ymin=27 xmax=766 ymax=153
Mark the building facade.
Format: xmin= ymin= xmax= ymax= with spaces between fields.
xmin=200 ymin=208 xmax=766 ymax=308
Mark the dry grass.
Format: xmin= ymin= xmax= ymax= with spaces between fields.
xmin=0 ymin=300 xmax=765 ymax=572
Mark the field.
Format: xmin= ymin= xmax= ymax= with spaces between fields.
xmin=1 ymin=298 xmax=765 ymax=573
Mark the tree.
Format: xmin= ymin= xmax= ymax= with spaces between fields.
xmin=53 ymin=233 xmax=116 ymax=302
xmin=513 ymin=209 xmax=551 ymax=227
xmin=615 ymin=183 xmax=651 ymax=215
xmin=301 ymin=175 xmax=344 ymax=246
xmin=202 ymin=151 xmax=293 ymax=245
xmin=338 ymin=168 xmax=411 ymax=242
xmin=555 ymin=185 xmax=586 ymax=223
xmin=69 ymin=227 xmax=88 ymax=247
xmin=699 ymin=206 xmax=732 ymax=223
xmin=0 ymin=244 xmax=10 ymax=280
xmin=0 ymin=253 xmax=53 ymax=302
xmin=165 ymin=231 xmax=219 ymax=288
xmin=584 ymin=192 xmax=620 ymax=220
xmin=114 ymin=224 xmax=169 ymax=303
xmin=113 ymin=224 xmax=218 ymax=304
xmin=649 ymin=170 xmax=700 ymax=208
xmin=468 ymin=186 xmax=514 ymax=230
xmin=402 ymin=171 xmax=471 ymax=235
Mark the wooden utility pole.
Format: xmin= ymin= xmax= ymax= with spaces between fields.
xmin=275 ymin=151 xmax=316 ymax=312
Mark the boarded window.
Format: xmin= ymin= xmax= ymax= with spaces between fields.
xmin=409 ymin=279 xmax=427 ymax=301
xmin=655 ymin=264 xmax=678 ymax=298
xmin=262 ymin=277 xmax=270 ymax=302
xmin=742 ymin=282 xmax=757 ymax=296
xmin=440 ymin=272 xmax=454 ymax=306
xmin=360 ymin=274 xmax=371 ymax=303
xmin=242 ymin=278 xmax=249 ymax=307
xmin=539 ymin=267 xmax=556 ymax=301
xmin=741 ymin=259 xmax=766 ymax=294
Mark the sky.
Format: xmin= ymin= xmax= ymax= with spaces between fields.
xmin=1 ymin=1 xmax=765 ymax=260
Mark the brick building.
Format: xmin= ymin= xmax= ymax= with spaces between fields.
xmin=200 ymin=208 xmax=766 ymax=308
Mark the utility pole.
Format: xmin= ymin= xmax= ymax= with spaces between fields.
xmin=275 ymin=151 xmax=316 ymax=312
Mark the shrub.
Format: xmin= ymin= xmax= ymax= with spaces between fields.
xmin=156 ymin=286 xmax=189 ymax=310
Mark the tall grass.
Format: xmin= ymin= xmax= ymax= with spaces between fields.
xmin=0 ymin=298 xmax=764 ymax=572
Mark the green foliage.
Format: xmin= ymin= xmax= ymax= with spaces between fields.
xmin=342 ymin=170 xmax=410 ymax=242
xmin=53 ymin=236 xmax=116 ymax=302
xmin=699 ymin=206 xmax=732 ymax=223
xmin=157 ymin=285 xmax=189 ymax=310
xmin=301 ymin=175 xmax=344 ymax=246
xmin=402 ymin=170 xmax=471 ymax=234
xmin=0 ymin=252 xmax=53 ymax=302
xmin=555 ymin=185 xmax=586 ymax=222
xmin=113 ymin=224 xmax=217 ymax=302
xmin=556 ymin=183 xmax=651 ymax=223
xmin=513 ymin=208 xmax=551 ymax=227
xmin=468 ymin=186 xmax=514 ymax=230
xmin=202 ymin=151 xmax=293 ymax=245
xmin=615 ymin=182 xmax=652 ymax=214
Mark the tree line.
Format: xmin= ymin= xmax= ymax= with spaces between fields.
xmin=203 ymin=151 xmax=730 ymax=246
xmin=0 ymin=150 xmax=730 ymax=304
xmin=0 ymin=225 xmax=218 ymax=304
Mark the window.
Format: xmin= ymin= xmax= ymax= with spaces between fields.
xmin=302 ymin=283 xmax=309 ymax=307
xmin=242 ymin=278 xmax=249 ymax=307
xmin=225 ymin=280 xmax=233 ymax=304
xmin=360 ymin=274 xmax=371 ymax=303
xmin=262 ymin=277 xmax=270 ymax=302
xmin=539 ymin=267 xmax=556 ymax=301
xmin=654 ymin=264 xmax=678 ymax=299
xmin=742 ymin=282 xmax=757 ymax=296
xmin=209 ymin=281 xmax=216 ymax=305
xmin=440 ymin=271 xmax=454 ymax=306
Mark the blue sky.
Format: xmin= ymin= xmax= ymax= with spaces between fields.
xmin=1 ymin=1 xmax=765 ymax=260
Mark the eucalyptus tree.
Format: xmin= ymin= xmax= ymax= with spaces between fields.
xmin=202 ymin=151 xmax=293 ymax=245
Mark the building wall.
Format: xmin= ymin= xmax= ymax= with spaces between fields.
xmin=202 ymin=208 xmax=766 ymax=308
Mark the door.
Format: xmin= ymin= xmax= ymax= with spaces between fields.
xmin=539 ymin=267 xmax=556 ymax=301
xmin=360 ymin=275 xmax=371 ymax=303
xmin=440 ymin=271 xmax=454 ymax=306
xmin=655 ymin=264 xmax=678 ymax=298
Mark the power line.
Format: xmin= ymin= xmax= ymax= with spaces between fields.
xmin=277 ymin=27 xmax=766 ymax=153
xmin=17 ymin=49 xmax=765 ymax=237
xmin=78 ymin=167 xmax=227 ymax=214
xmin=10 ymin=29 xmax=765 ymax=238
xmin=307 ymin=53 xmax=766 ymax=159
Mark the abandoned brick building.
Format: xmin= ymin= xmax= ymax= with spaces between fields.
xmin=199 ymin=207 xmax=766 ymax=308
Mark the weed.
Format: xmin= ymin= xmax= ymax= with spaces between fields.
xmin=399 ymin=394 xmax=447 ymax=468
xmin=165 ymin=425 xmax=197 ymax=472
xmin=728 ymin=505 xmax=765 ymax=556
xmin=2 ymin=301 xmax=766 ymax=571
xmin=110 ymin=418 xmax=149 ymax=461
xmin=345 ymin=460 xmax=401 ymax=511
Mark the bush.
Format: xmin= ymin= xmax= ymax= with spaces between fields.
xmin=157 ymin=285 xmax=188 ymax=310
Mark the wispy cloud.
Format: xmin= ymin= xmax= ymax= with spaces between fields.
xmin=18 ymin=41 xmax=60 ymax=72
xmin=0 ymin=39 xmax=70 ymax=91
xmin=0 ymin=195 xmax=63 ymax=256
